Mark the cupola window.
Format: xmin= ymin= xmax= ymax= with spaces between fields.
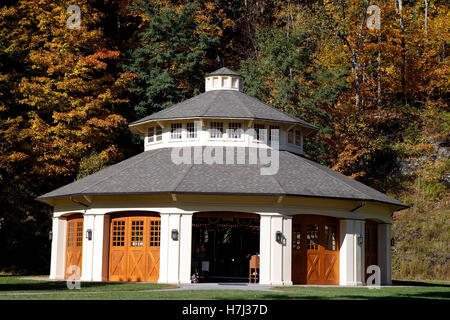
xmin=295 ymin=130 xmax=302 ymax=146
xmin=171 ymin=123 xmax=182 ymax=140
xmin=204 ymin=68 xmax=243 ymax=92
xmin=232 ymin=78 xmax=238 ymax=89
xmin=186 ymin=122 xmax=198 ymax=139
xmin=213 ymin=77 xmax=219 ymax=88
xmin=253 ymin=123 xmax=266 ymax=141
xmin=288 ymin=129 xmax=294 ymax=144
xmin=148 ymin=127 xmax=154 ymax=143
xmin=148 ymin=125 xmax=162 ymax=143
xmin=221 ymin=76 xmax=228 ymax=87
xmin=228 ymin=122 xmax=242 ymax=139
xmin=210 ymin=122 xmax=224 ymax=139
xmin=155 ymin=125 xmax=162 ymax=141
xmin=268 ymin=125 xmax=280 ymax=143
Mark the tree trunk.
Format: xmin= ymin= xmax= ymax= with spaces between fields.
xmin=397 ymin=0 xmax=407 ymax=105
xmin=377 ymin=36 xmax=381 ymax=108
xmin=424 ymin=0 xmax=428 ymax=41
xmin=355 ymin=61 xmax=360 ymax=111
xmin=354 ymin=3 xmax=369 ymax=112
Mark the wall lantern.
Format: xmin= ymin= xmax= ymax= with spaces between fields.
xmin=357 ymin=234 xmax=364 ymax=245
xmin=171 ymin=229 xmax=179 ymax=241
xmin=275 ymin=231 xmax=283 ymax=244
xmin=391 ymin=238 xmax=395 ymax=246
xmin=48 ymin=231 xmax=53 ymax=241
xmin=86 ymin=229 xmax=92 ymax=241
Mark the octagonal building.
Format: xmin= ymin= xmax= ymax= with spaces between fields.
xmin=38 ymin=68 xmax=406 ymax=286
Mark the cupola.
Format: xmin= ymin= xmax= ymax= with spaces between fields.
xmin=205 ymin=67 xmax=243 ymax=92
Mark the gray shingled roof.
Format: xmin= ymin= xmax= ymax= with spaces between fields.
xmin=207 ymin=67 xmax=242 ymax=76
xmin=37 ymin=148 xmax=406 ymax=209
xmin=129 ymin=90 xmax=318 ymax=130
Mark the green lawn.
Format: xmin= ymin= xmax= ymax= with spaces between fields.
xmin=0 ymin=276 xmax=448 ymax=300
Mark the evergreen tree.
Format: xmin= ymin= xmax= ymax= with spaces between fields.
xmin=240 ymin=27 xmax=348 ymax=161
xmin=125 ymin=1 xmax=219 ymax=119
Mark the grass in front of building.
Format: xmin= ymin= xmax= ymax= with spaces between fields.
xmin=0 ymin=275 xmax=175 ymax=294
xmin=0 ymin=276 xmax=449 ymax=300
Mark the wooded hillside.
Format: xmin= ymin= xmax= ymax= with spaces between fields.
xmin=0 ymin=0 xmax=448 ymax=280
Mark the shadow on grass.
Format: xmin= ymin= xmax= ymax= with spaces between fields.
xmin=392 ymin=280 xmax=450 ymax=287
xmin=255 ymin=290 xmax=450 ymax=300
xmin=0 ymin=281 xmax=132 ymax=292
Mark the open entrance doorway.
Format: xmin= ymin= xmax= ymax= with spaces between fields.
xmin=191 ymin=212 xmax=260 ymax=283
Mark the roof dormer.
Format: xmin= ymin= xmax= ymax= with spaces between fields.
xmin=205 ymin=67 xmax=243 ymax=92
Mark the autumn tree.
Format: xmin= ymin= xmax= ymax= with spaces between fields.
xmin=0 ymin=0 xmax=130 ymax=272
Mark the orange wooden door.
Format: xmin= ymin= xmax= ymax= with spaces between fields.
xmin=109 ymin=215 xmax=161 ymax=282
xmin=321 ymin=217 xmax=339 ymax=285
xmin=65 ymin=215 xmax=83 ymax=279
xmin=291 ymin=221 xmax=306 ymax=284
xmin=292 ymin=215 xmax=339 ymax=285
xmin=128 ymin=218 xmax=146 ymax=281
xmin=146 ymin=217 xmax=161 ymax=282
xmin=306 ymin=221 xmax=321 ymax=284
xmin=365 ymin=220 xmax=378 ymax=281
xmin=109 ymin=217 xmax=128 ymax=281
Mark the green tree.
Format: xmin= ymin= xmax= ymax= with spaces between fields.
xmin=240 ymin=26 xmax=348 ymax=161
xmin=125 ymin=0 xmax=219 ymax=119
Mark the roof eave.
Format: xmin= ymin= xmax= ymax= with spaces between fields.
xmin=36 ymin=191 xmax=407 ymax=210
xmin=129 ymin=117 xmax=319 ymax=134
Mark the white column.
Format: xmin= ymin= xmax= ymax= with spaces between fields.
xmin=91 ymin=214 xmax=108 ymax=281
xmin=259 ymin=214 xmax=289 ymax=285
xmin=167 ymin=214 xmax=181 ymax=283
xmin=81 ymin=214 xmax=94 ymax=281
xmin=159 ymin=213 xmax=192 ymax=284
xmin=158 ymin=213 xmax=170 ymax=283
xmin=179 ymin=214 xmax=193 ymax=284
xmin=270 ymin=216 xmax=283 ymax=285
xmin=282 ymin=216 xmax=292 ymax=285
xmin=378 ymin=223 xmax=392 ymax=285
xmin=357 ymin=221 xmax=365 ymax=284
xmin=259 ymin=215 xmax=271 ymax=285
xmin=339 ymin=219 xmax=364 ymax=286
xmin=49 ymin=217 xmax=67 ymax=280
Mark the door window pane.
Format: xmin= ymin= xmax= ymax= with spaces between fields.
xmin=149 ymin=220 xmax=161 ymax=247
xmin=76 ymin=222 xmax=83 ymax=247
xmin=112 ymin=220 xmax=125 ymax=247
xmin=307 ymin=224 xmax=319 ymax=250
xmin=67 ymin=222 xmax=75 ymax=248
xmin=292 ymin=223 xmax=302 ymax=250
xmin=324 ymin=224 xmax=337 ymax=251
xmin=131 ymin=220 xmax=144 ymax=247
